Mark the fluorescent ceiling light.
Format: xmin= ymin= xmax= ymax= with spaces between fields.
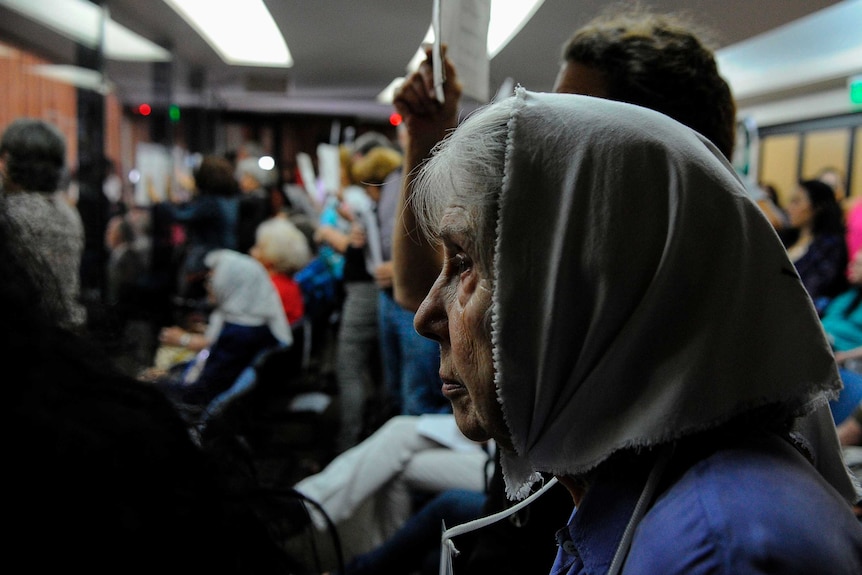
xmin=104 ymin=20 xmax=172 ymax=61
xmin=411 ymin=0 xmax=545 ymax=63
xmin=378 ymin=0 xmax=543 ymax=103
xmin=0 ymin=0 xmax=171 ymax=61
xmin=487 ymin=0 xmax=544 ymax=58
xmin=28 ymin=64 xmax=114 ymax=94
xmin=162 ymin=0 xmax=292 ymax=67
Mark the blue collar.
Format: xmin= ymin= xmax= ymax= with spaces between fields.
xmin=553 ymin=463 xmax=652 ymax=574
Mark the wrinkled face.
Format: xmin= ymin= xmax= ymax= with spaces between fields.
xmin=414 ymin=204 xmax=513 ymax=450
xmin=787 ymin=186 xmax=814 ymax=229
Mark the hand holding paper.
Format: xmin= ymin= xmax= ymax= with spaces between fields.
xmin=393 ymin=45 xmax=462 ymax=151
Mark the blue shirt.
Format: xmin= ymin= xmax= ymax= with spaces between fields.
xmin=169 ymin=195 xmax=238 ymax=252
xmin=551 ymin=433 xmax=862 ymax=575
xmin=793 ymin=233 xmax=848 ymax=312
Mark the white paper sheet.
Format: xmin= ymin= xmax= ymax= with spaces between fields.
xmin=437 ymin=0 xmax=491 ymax=103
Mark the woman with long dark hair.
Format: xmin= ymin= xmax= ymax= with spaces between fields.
xmin=784 ymin=178 xmax=849 ymax=312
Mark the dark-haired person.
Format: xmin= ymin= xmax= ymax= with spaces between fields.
xmin=0 ymin=117 xmax=86 ymax=329
xmin=154 ymin=154 xmax=239 ymax=301
xmin=1 ymin=197 xmax=300 ymax=574
xmin=784 ymin=178 xmax=849 ymax=313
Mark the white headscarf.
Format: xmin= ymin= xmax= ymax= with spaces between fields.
xmin=203 ymin=249 xmax=292 ymax=346
xmin=485 ymin=90 xmax=855 ymax=502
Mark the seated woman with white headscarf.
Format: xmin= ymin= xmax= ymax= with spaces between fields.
xmin=410 ymin=89 xmax=862 ymax=574
xmin=144 ymin=249 xmax=292 ymax=408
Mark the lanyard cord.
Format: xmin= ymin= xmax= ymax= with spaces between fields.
xmin=606 ymin=444 xmax=675 ymax=575
xmin=439 ymin=476 xmax=560 ymax=575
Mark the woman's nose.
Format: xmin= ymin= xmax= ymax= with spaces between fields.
xmin=414 ymin=278 xmax=446 ymax=343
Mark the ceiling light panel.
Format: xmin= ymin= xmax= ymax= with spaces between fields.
xmin=0 ymin=0 xmax=170 ymax=61
xmin=162 ymin=0 xmax=292 ymax=67
xmin=29 ymin=64 xmax=114 ymax=93
xmin=487 ymin=0 xmax=544 ymax=58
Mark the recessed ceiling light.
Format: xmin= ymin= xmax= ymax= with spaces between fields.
xmin=162 ymin=0 xmax=292 ymax=67
xmin=487 ymin=0 xmax=544 ymax=58
xmin=0 ymin=0 xmax=170 ymax=61
xmin=28 ymin=64 xmax=114 ymax=94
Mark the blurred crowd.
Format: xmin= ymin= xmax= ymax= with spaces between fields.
xmin=3 ymin=4 xmax=861 ymax=575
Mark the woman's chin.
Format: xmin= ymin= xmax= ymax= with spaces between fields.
xmin=452 ymin=408 xmax=491 ymax=443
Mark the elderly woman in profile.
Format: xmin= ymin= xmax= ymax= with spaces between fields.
xmin=411 ymin=89 xmax=862 ymax=574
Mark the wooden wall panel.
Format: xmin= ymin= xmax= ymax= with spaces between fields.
xmin=759 ymin=133 xmax=801 ymax=206
xmin=104 ymin=92 xmax=123 ymax=171
xmin=802 ymin=129 xmax=851 ymax=183
xmin=0 ymin=39 xmax=122 ymax=177
xmin=0 ymin=40 xmax=77 ymax=169
xmin=0 ymin=45 xmax=12 ymax=129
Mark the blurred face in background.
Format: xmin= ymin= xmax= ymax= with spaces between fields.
xmin=786 ymin=185 xmax=814 ymax=230
xmin=552 ymin=61 xmax=610 ymax=97
xmin=249 ymin=240 xmax=267 ymax=268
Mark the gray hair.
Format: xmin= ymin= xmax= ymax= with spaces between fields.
xmin=254 ymin=217 xmax=312 ymax=274
xmin=412 ymin=97 xmax=516 ymax=274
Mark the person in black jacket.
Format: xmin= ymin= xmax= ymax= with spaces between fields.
xmin=1 ymin=198 xmax=302 ymax=574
